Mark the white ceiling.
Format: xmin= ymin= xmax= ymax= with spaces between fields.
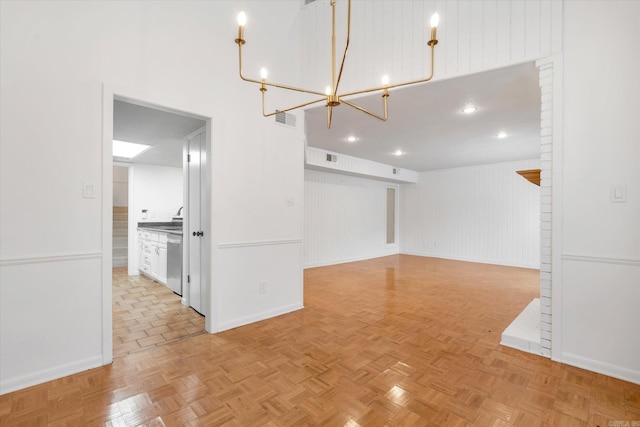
xmin=113 ymin=62 xmax=539 ymax=172
xmin=113 ymin=100 xmax=206 ymax=168
xmin=304 ymin=61 xmax=541 ymax=171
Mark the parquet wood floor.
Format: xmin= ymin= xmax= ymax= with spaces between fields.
xmin=2 ymin=255 xmax=639 ymax=426
xmin=112 ymin=268 xmax=205 ymax=358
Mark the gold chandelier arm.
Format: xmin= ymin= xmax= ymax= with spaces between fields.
xmin=339 ymin=43 xmax=436 ymax=98
xmin=261 ymin=92 xmax=327 ymax=118
xmin=341 ymin=97 xmax=389 ymax=122
xmin=237 ymin=43 xmax=326 ymax=96
xmin=327 ymin=105 xmax=333 ymax=129
xmin=334 ymin=0 xmax=351 ymax=95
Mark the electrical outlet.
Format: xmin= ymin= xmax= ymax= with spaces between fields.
xmin=258 ymin=282 xmax=267 ymax=295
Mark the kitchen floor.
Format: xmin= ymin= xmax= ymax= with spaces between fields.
xmin=112 ymin=267 xmax=205 ymax=358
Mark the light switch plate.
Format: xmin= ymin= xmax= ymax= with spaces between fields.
xmin=83 ymin=181 xmax=96 ymax=199
xmin=610 ymin=185 xmax=627 ymax=203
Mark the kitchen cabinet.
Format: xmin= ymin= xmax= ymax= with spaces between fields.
xmin=138 ymin=229 xmax=168 ymax=286
xmin=154 ymin=233 xmax=168 ymax=284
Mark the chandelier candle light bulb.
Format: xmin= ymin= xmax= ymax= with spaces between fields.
xmin=236 ymin=11 xmax=246 ymax=44
xmin=429 ymin=13 xmax=439 ymax=46
xmin=234 ymin=1 xmax=441 ymax=128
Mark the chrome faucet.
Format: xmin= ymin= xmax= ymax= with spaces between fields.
xmin=176 ymin=206 xmax=183 ymax=216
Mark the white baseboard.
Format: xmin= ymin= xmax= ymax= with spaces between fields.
xmin=217 ymin=303 xmax=304 ymax=333
xmin=399 ymin=250 xmax=540 ymax=270
xmin=0 ymin=355 xmax=104 ymax=396
xmin=562 ymin=352 xmax=640 ymax=386
xmin=304 ymin=250 xmax=399 ymax=269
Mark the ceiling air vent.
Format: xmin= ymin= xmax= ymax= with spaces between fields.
xmin=275 ymin=111 xmax=296 ymax=127
xmin=326 ymin=153 xmax=338 ymax=162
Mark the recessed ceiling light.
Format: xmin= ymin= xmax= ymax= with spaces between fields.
xmin=346 ymin=135 xmax=357 ymax=143
xmin=462 ymin=105 xmax=477 ymax=114
xmin=496 ymin=131 xmax=508 ymax=139
xmin=393 ymin=149 xmax=403 ymax=156
xmin=113 ymin=140 xmax=152 ymax=159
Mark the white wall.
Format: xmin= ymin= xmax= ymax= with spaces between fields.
xmin=128 ymin=163 xmax=183 ymax=274
xmin=304 ymin=169 xmax=398 ymax=268
xmin=113 ymin=165 xmax=128 ymax=207
xmin=305 ymin=146 xmax=419 ymax=184
xmin=300 ymin=0 xmax=562 ymax=93
xmin=131 ymin=163 xmax=182 ymax=224
xmin=401 ymin=159 xmax=541 ymax=268
xmin=558 ymin=1 xmax=640 ymax=383
xmin=0 ymin=1 xmax=304 ymax=394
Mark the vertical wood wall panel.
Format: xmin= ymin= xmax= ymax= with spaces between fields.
xmin=304 ymin=170 xmax=399 ymax=268
xmin=496 ymin=1 xmax=512 ymax=65
xmin=509 ymin=1 xmax=526 ymax=61
xmin=468 ymin=1 xmax=484 ymax=71
xmin=525 ymin=1 xmax=542 ymax=58
xmin=400 ymin=159 xmax=541 ymax=269
xmin=444 ymin=0 xmax=460 ymax=77
xmin=457 ymin=1 xmax=472 ymax=74
xmin=300 ymin=0 xmax=560 ymax=93
xmin=539 ymin=1 xmax=552 ymax=54
xmin=483 ymin=0 xmax=498 ymax=68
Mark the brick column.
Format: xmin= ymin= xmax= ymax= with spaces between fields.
xmin=538 ymin=61 xmax=553 ymax=358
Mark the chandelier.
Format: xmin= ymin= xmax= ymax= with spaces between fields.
xmin=234 ymin=0 xmax=440 ymax=129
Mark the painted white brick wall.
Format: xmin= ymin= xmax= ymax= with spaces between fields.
xmin=537 ymin=60 xmax=554 ymax=358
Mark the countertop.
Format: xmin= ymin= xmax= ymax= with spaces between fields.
xmin=138 ymin=222 xmax=183 ymax=236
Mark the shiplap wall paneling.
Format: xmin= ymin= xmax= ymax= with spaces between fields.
xmin=299 ymin=0 xmax=561 ymax=93
xmin=304 ymin=170 xmax=399 ymax=268
xmin=483 ymin=1 xmax=498 ymax=68
xmin=400 ymin=159 xmax=541 ymax=269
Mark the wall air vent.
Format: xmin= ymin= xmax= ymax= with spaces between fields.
xmin=393 ymin=168 xmax=400 ymax=175
xmin=275 ymin=111 xmax=296 ymax=127
xmin=326 ymin=153 xmax=338 ymax=162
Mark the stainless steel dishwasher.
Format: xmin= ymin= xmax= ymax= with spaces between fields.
xmin=166 ymin=234 xmax=183 ymax=296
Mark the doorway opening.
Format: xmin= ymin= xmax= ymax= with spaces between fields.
xmin=106 ymin=95 xmax=211 ymax=360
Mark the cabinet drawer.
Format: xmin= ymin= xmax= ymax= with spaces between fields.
xmin=157 ymin=233 xmax=168 ymax=244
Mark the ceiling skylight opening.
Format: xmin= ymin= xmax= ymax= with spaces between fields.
xmin=393 ymin=149 xmax=404 ymax=156
xmin=496 ymin=131 xmax=508 ymax=139
xmin=113 ymin=140 xmax=152 ymax=160
xmin=462 ymin=105 xmax=477 ymax=114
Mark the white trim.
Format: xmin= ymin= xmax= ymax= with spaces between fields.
xmin=0 ymin=252 xmax=102 ymax=267
xmin=218 ymin=239 xmax=302 ymax=249
xmin=0 ymin=355 xmax=102 ymax=396
xmin=305 ymin=250 xmax=400 ymax=269
xmin=562 ymin=352 xmax=640 ymax=386
xmin=102 ymin=84 xmax=216 ymax=361
xmin=399 ymin=251 xmax=541 ymax=270
xmin=217 ymin=303 xmax=304 ymax=332
xmin=102 ymin=85 xmax=114 ymax=366
xmin=562 ymin=254 xmax=640 ymax=267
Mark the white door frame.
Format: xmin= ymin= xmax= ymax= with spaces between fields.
xmin=101 ymin=84 xmax=214 ymax=364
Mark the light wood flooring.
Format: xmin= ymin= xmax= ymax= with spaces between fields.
xmin=1 ymin=255 xmax=639 ymax=426
xmin=112 ymin=268 xmax=205 ymax=358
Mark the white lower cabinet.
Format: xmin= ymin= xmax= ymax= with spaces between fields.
xmin=138 ymin=229 xmax=169 ymax=286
